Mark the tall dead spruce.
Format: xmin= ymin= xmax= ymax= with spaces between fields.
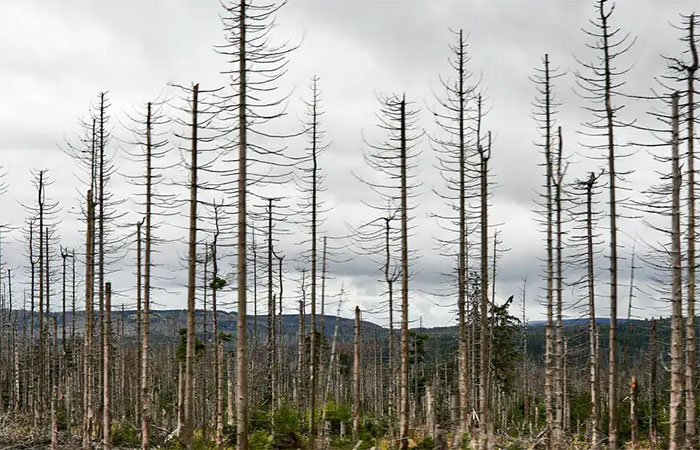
xmin=217 ymin=2 xmax=295 ymax=447
xmin=361 ymin=94 xmax=421 ymax=449
xmin=431 ymin=29 xmax=478 ymax=442
xmin=577 ymin=3 xmax=635 ymax=445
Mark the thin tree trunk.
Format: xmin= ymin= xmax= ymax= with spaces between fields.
xmin=670 ymin=92 xmax=684 ymax=450
xmin=399 ymin=97 xmax=410 ymax=450
xmin=353 ymin=306 xmax=361 ymax=441
xmin=103 ymin=282 xmax=112 ymax=450
xmin=51 ymin=319 xmax=58 ymax=450
xmin=630 ymin=375 xmax=638 ymax=449
xmin=83 ymin=190 xmax=95 ymax=450
xmin=236 ymin=1 xmax=249 ymax=448
xmin=585 ymin=172 xmax=600 ymax=449
xmin=599 ymin=5 xmax=620 ymax=445
xmin=540 ymin=54 xmax=556 ymax=450
xmin=649 ymin=319 xmax=658 ymax=446
xmin=554 ymin=127 xmax=565 ymax=445
xmin=478 ymin=123 xmax=492 ymax=450
xmin=267 ymin=199 xmax=276 ymax=428
xmin=136 ymin=220 xmax=143 ymax=426
xmin=182 ymin=84 xmax=199 ymax=448
xmin=684 ymin=17 xmax=698 ymax=448
xmin=141 ymin=102 xmax=153 ymax=450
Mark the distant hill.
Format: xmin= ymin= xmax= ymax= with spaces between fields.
xmin=7 ymin=310 xmax=673 ymax=363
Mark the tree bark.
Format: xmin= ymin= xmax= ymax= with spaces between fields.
xmin=684 ymin=17 xmax=698 ymax=448
xmin=141 ymin=101 xmax=153 ymax=450
xmin=584 ymin=173 xmax=600 ymax=449
xmin=103 ymin=282 xmax=112 ymax=450
xmin=353 ymin=306 xmax=361 ymax=442
xmin=182 ymin=84 xmax=199 ymax=448
xmin=83 ymin=191 xmax=95 ymax=450
xmin=399 ymin=97 xmax=410 ymax=450
xmin=236 ymin=1 xmax=250 ymax=448
xmin=670 ymin=92 xmax=684 ymax=450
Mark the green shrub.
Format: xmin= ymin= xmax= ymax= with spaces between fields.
xmin=251 ymin=409 xmax=272 ymax=433
xmin=325 ymin=401 xmax=351 ymax=435
xmin=250 ymin=429 xmax=273 ymax=450
xmin=112 ymin=421 xmax=139 ymax=447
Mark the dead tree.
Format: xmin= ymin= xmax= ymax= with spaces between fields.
xmin=181 ymin=84 xmax=200 ymax=448
xmin=362 ymin=94 xmax=421 ymax=449
xmin=649 ymin=319 xmax=658 ymax=446
xmin=664 ymin=14 xmax=699 ymax=446
xmin=430 ymin=28 xmax=478 ymax=441
xmin=574 ymin=171 xmax=603 ymax=449
xmin=353 ymin=306 xmax=361 ymax=441
xmin=83 ymin=190 xmax=95 ymax=450
xmin=576 ymin=3 xmax=635 ymax=445
xmin=476 ymin=100 xmax=492 ymax=450
xmin=669 ymin=92 xmax=684 ymax=450
xmin=217 ymin=1 xmax=296 ymax=445
xmin=103 ymin=281 xmax=112 ymax=450
xmin=532 ymin=53 xmax=564 ymax=449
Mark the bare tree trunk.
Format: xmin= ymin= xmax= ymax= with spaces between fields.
xmin=670 ymin=92 xmax=684 ymax=450
xmin=599 ymin=5 xmax=620 ymax=445
xmin=630 ymin=375 xmax=638 ymax=449
xmin=51 ymin=319 xmax=58 ymax=450
xmin=321 ymin=295 xmax=343 ymax=446
xmin=297 ymin=273 xmax=306 ymax=421
xmin=478 ymin=122 xmax=492 ymax=449
xmin=83 ymin=190 xmax=95 ymax=450
xmin=227 ymin=355 xmax=234 ymax=427
xmin=353 ymin=306 xmax=361 ymax=442
xmin=649 ymin=319 xmax=658 ymax=446
xmin=212 ymin=217 xmax=223 ymax=448
xmin=584 ymin=172 xmax=600 ymax=449
xmin=456 ymin=31 xmax=470 ymax=445
xmin=236 ymin=1 xmax=249 ymax=448
xmin=182 ymin=84 xmax=199 ymax=449
xmin=309 ymin=79 xmax=320 ymax=447
xmin=38 ymin=173 xmax=45 ymax=415
xmin=136 ymin=220 xmax=143 ymax=426
xmin=97 ymin=94 xmax=107 ymax=439
xmin=399 ymin=97 xmax=410 ymax=450
xmin=684 ymin=18 xmax=698 ymax=448
xmin=384 ymin=216 xmax=396 ymax=441
xmin=266 ymin=199 xmax=276 ymax=429
xmin=178 ymin=361 xmax=185 ymax=433
xmin=552 ymin=127 xmax=566 ymax=445
xmin=539 ymin=54 xmax=556 ymax=450
xmin=141 ymin=102 xmax=153 ymax=450
xmin=103 ymin=282 xmax=112 ymax=450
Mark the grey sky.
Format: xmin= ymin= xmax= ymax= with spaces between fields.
xmin=0 ymin=0 xmax=697 ymax=327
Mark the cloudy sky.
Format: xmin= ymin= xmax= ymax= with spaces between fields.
xmin=0 ymin=0 xmax=697 ymax=328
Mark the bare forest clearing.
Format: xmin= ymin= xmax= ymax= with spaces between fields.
xmin=1 ymin=0 xmax=700 ymax=449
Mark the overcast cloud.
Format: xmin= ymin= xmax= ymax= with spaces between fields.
xmin=0 ymin=0 xmax=697 ymax=328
